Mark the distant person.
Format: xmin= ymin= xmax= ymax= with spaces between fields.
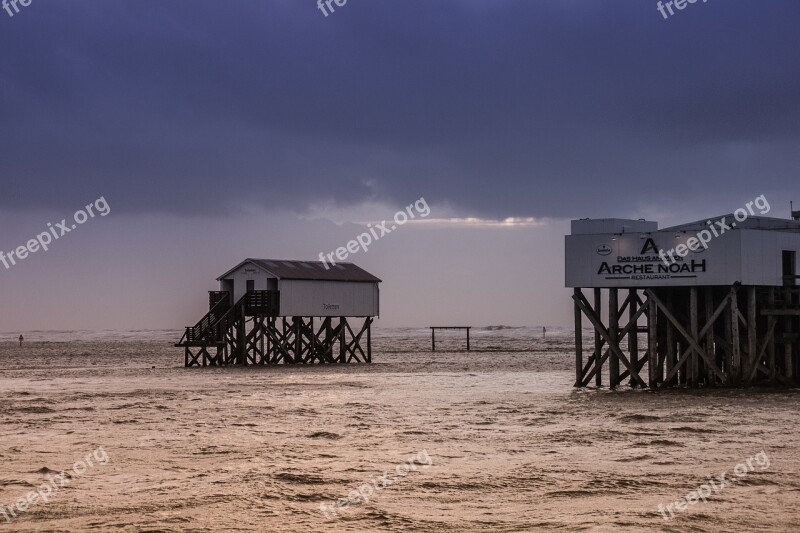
xmin=19 ymin=334 xmax=23 ymax=347
xmin=542 ymin=327 xmax=546 ymax=339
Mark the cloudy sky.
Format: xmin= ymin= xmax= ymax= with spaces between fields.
xmin=1 ymin=0 xmax=798 ymax=332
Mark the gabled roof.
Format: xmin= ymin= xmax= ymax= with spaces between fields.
xmin=216 ymin=259 xmax=382 ymax=282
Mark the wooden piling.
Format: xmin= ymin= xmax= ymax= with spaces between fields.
xmin=648 ymin=294 xmax=658 ymax=388
xmin=594 ymin=288 xmax=602 ymax=387
xmin=730 ymin=286 xmax=741 ymax=385
xmin=575 ymin=288 xmax=583 ymax=386
xmin=629 ymin=289 xmax=639 ymax=387
xmin=609 ymin=288 xmax=619 ymax=389
xmin=690 ymin=287 xmax=699 ymax=386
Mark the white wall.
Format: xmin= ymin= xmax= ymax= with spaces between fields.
xmin=566 ymin=229 xmax=800 ymax=288
xmin=280 ymin=279 xmax=379 ymax=317
xmin=219 ymin=263 xmax=273 ymax=302
xmin=740 ymin=230 xmax=800 ymax=286
xmin=217 ymin=261 xmax=379 ymax=316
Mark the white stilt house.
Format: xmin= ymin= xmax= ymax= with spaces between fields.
xmin=178 ymin=259 xmax=381 ymax=367
xmin=217 ymin=259 xmax=380 ymax=317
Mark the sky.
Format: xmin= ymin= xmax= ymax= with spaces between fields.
xmin=1 ymin=0 xmax=799 ymax=332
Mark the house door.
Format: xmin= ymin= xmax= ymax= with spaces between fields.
xmin=222 ymin=279 xmax=234 ymax=304
xmin=246 ymin=280 xmax=255 ymax=292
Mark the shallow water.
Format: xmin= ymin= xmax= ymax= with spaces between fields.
xmin=0 ymin=327 xmax=798 ymax=531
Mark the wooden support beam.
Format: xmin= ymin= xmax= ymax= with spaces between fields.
xmin=594 ymin=288 xmax=602 ymax=387
xmin=629 ymin=289 xmax=639 ymax=387
xmin=690 ymin=287 xmax=699 ymax=386
xmin=785 ymin=287 xmax=795 ymax=381
xmin=574 ymin=288 xmax=583 ymax=387
xmin=704 ymin=287 xmax=716 ymax=386
xmin=573 ymin=291 xmax=647 ymax=388
xmin=746 ymin=319 xmax=777 ymax=385
xmin=746 ymin=286 xmax=757 ymax=385
xmin=648 ymin=295 xmax=658 ymax=388
xmin=579 ymin=296 xmax=646 ymax=387
xmin=609 ymin=288 xmax=620 ymax=389
xmin=339 ymin=318 xmax=346 ymax=363
xmin=730 ymin=286 xmax=742 ymax=385
xmin=665 ymin=291 xmax=675 ymax=387
xmin=367 ymin=318 xmax=372 ymax=363
xmin=647 ymin=290 xmax=727 ymax=384
xmin=767 ymin=287 xmax=776 ymax=382
xmin=619 ymin=355 xmax=648 ymax=382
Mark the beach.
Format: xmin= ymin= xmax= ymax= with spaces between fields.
xmin=0 ymin=327 xmax=798 ymax=532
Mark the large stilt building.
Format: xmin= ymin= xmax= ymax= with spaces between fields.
xmin=566 ymin=215 xmax=800 ymax=388
xmin=177 ymin=259 xmax=380 ymax=367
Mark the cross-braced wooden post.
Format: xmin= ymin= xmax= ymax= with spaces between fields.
xmin=573 ymin=283 xmax=797 ymax=389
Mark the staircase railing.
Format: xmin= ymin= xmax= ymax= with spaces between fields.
xmin=177 ymin=290 xmax=281 ymax=346
xmin=178 ymin=292 xmax=231 ymax=345
xmin=244 ymin=290 xmax=280 ymax=316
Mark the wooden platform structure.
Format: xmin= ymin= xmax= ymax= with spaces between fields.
xmin=430 ymin=326 xmax=471 ymax=351
xmin=567 ymin=215 xmax=800 ymax=389
xmin=573 ymin=285 xmax=799 ymax=388
xmin=177 ymin=290 xmax=373 ymax=367
xmin=176 ymin=259 xmax=380 ymax=367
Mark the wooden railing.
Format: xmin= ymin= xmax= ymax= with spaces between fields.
xmin=244 ymin=290 xmax=280 ymax=316
xmin=177 ymin=290 xmax=280 ymax=346
xmin=209 ymin=291 xmax=229 ymax=309
xmin=178 ymin=294 xmax=232 ymax=345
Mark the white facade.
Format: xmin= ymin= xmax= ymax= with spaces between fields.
xmin=565 ymin=217 xmax=800 ymax=288
xmin=279 ymin=279 xmax=378 ymax=317
xmin=218 ymin=260 xmax=380 ymax=317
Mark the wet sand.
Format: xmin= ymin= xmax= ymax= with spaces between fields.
xmin=0 ymin=328 xmax=798 ymax=531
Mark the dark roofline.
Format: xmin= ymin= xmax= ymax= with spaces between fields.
xmin=216 ymin=259 xmax=382 ymax=282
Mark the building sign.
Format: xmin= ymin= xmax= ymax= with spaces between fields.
xmin=596 ymin=238 xmax=707 ymax=281
xmin=565 ymin=231 xmax=730 ymax=288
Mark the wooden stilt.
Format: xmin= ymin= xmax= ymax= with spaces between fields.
xmin=594 ymin=288 xmax=602 ymax=387
xmin=730 ymin=286 xmax=741 ymax=385
xmin=571 ymin=283 xmax=797 ymax=390
xmin=609 ymin=288 xmax=619 ymax=389
xmin=575 ymin=288 xmax=583 ymax=387
xmin=665 ymin=291 xmax=675 ymax=387
xmin=704 ymin=287 xmax=715 ymax=386
xmin=690 ymin=287 xmax=699 ymax=386
xmin=766 ymin=288 xmax=776 ymax=382
xmin=746 ymin=286 xmax=757 ymax=385
xmin=367 ymin=318 xmax=372 ymax=363
xmin=629 ymin=289 xmax=639 ymax=387
xmin=648 ymin=294 xmax=658 ymax=388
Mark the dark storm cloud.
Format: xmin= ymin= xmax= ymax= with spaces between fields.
xmin=1 ymin=0 xmax=799 ymax=218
